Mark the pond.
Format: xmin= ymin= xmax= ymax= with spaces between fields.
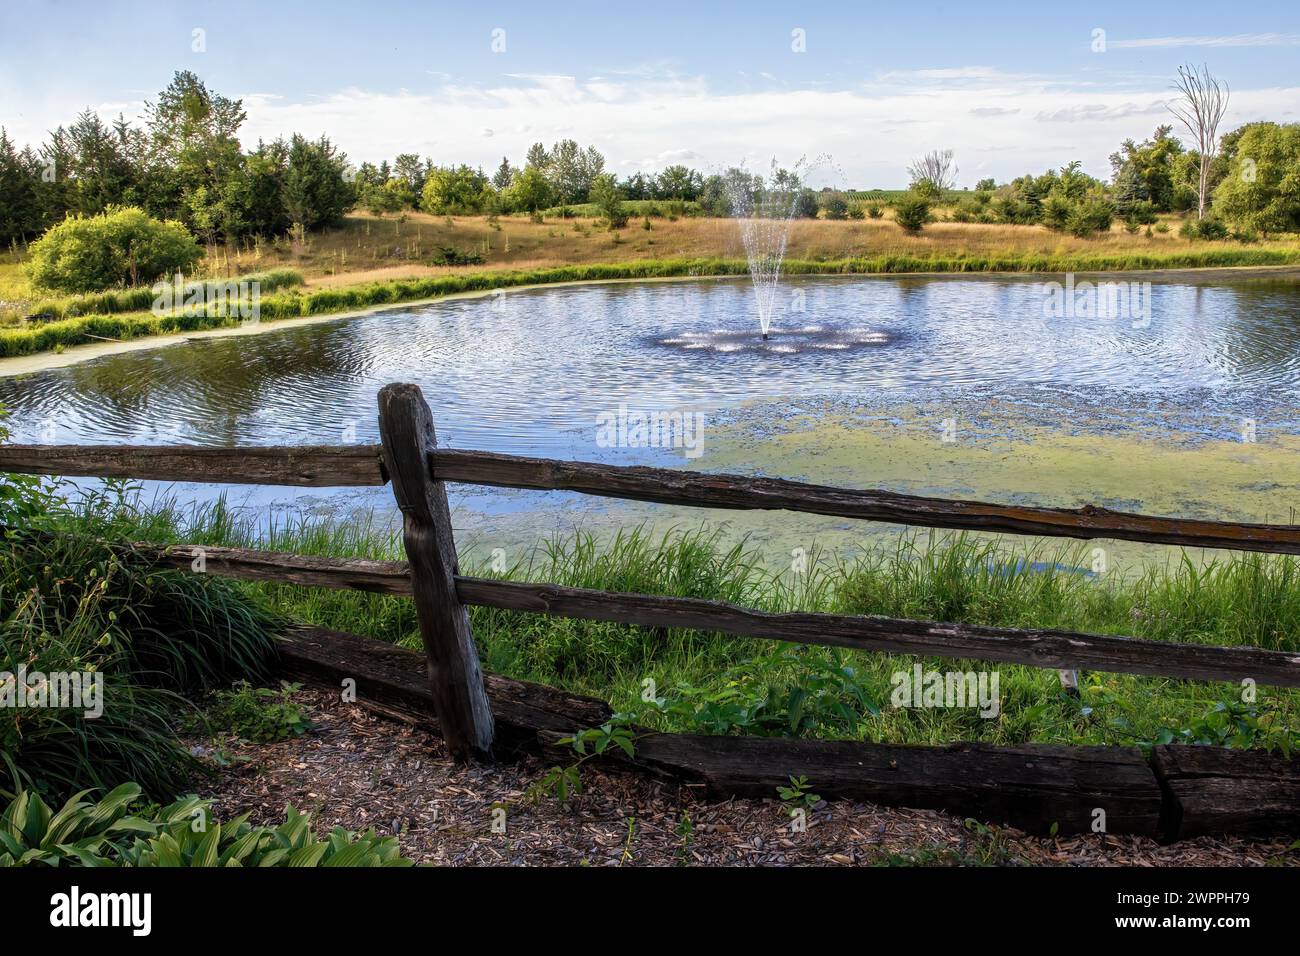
xmin=3 ymin=273 xmax=1300 ymax=555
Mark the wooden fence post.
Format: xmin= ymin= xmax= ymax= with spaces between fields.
xmin=377 ymin=383 xmax=494 ymax=761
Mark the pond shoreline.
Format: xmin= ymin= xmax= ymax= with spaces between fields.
xmin=4 ymin=263 xmax=1299 ymax=378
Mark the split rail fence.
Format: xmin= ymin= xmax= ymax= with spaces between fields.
xmin=3 ymin=382 xmax=1299 ymax=840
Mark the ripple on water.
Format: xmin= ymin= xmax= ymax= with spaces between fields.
xmin=2 ymin=275 xmax=1300 ymax=459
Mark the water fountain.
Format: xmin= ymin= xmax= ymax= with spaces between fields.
xmin=650 ymin=157 xmax=896 ymax=357
xmin=725 ymin=159 xmax=807 ymax=341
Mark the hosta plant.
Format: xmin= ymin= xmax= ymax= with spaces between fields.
xmin=0 ymin=783 xmax=413 ymax=867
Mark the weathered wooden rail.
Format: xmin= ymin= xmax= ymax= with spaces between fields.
xmin=4 ymin=381 xmax=1299 ymax=839
xmin=12 ymin=441 xmax=1300 ymax=554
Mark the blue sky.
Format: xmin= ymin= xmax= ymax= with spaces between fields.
xmin=3 ymin=0 xmax=1298 ymax=186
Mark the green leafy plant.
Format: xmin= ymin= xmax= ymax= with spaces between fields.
xmin=0 ymin=495 xmax=279 ymax=799
xmin=0 ymin=782 xmax=413 ymax=867
xmin=661 ymin=648 xmax=878 ymax=737
xmin=187 ymin=680 xmax=313 ymax=743
xmin=674 ymin=813 xmax=693 ymax=866
xmin=892 ymin=193 xmax=933 ymax=233
xmin=1145 ymin=699 xmax=1299 ymax=754
xmin=776 ymin=775 xmax=820 ymax=811
xmin=27 ymin=206 xmax=203 ymax=293
xmin=527 ymin=712 xmax=640 ymax=803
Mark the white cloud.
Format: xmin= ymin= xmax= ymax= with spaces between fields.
xmin=1110 ymin=33 xmax=1300 ymax=49
xmin=10 ymin=71 xmax=1299 ymax=188
xmin=1035 ymin=101 xmax=1170 ymax=123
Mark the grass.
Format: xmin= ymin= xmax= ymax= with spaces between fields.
xmin=88 ymin=489 xmax=1300 ymax=754
xmin=0 ymin=482 xmax=281 ymax=801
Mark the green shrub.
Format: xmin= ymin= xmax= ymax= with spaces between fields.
xmin=27 ymin=207 xmax=202 ymax=294
xmin=0 ymin=783 xmax=412 ymax=867
xmin=1040 ymin=193 xmax=1073 ymax=231
xmin=820 ymin=193 xmax=850 ymax=220
xmin=893 ymin=194 xmax=933 ymax=234
xmin=590 ymin=174 xmax=628 ymax=228
xmin=1179 ymin=216 xmax=1229 ymax=241
xmin=866 ymin=204 xmax=884 ymax=219
xmin=1065 ymin=196 xmax=1115 ymax=237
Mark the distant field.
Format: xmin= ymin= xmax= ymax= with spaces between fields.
xmin=134 ymin=210 xmax=1300 ymax=291
xmin=5 ymin=208 xmax=1297 ymax=305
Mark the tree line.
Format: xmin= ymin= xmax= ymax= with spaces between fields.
xmin=3 ymin=65 xmax=1298 ymax=251
xmin=0 ymin=72 xmax=356 ymax=248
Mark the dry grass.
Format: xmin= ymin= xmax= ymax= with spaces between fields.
xmin=3 ymin=210 xmax=1294 ymax=303
xmin=192 ymin=210 xmax=1295 ymax=291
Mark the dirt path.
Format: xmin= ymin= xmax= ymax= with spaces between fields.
xmin=185 ymin=689 xmax=1299 ymax=867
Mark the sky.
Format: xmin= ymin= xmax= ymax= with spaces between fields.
xmin=2 ymin=0 xmax=1299 ymax=187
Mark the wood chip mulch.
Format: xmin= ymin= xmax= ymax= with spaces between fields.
xmin=183 ymin=689 xmax=1300 ymax=867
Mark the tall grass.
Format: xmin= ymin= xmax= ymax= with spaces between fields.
xmin=99 ymin=495 xmax=1300 ymax=751
xmin=21 ymin=269 xmax=305 ymax=322
xmin=6 ymin=249 xmax=1300 ymax=358
xmin=0 ymin=488 xmax=281 ymax=800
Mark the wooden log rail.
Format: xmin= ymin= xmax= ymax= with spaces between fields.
xmin=278 ymin=623 xmax=1300 ymax=840
xmin=61 ymin=538 xmax=1300 ymax=688
xmin=3 ymin=442 xmax=1300 ymax=554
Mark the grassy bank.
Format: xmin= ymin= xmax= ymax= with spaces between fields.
xmin=5 ymin=247 xmax=1300 ymax=360
xmin=92 ymin=492 xmax=1300 ymax=754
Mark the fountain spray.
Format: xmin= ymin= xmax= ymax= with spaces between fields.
xmin=727 ymin=158 xmax=810 ymax=341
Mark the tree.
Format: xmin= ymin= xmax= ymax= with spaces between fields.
xmin=142 ymin=71 xmax=247 ymax=226
xmin=282 ymin=135 xmax=353 ymax=234
xmin=908 ymin=149 xmax=957 ymax=200
xmin=543 ymin=139 xmax=605 ymax=204
xmin=239 ymin=140 xmax=291 ymax=237
xmin=820 ymin=192 xmax=850 ymax=220
xmin=893 ymin=193 xmax=933 ymax=233
xmin=1213 ymin=122 xmax=1300 ymax=234
xmin=27 ymin=206 xmax=201 ymax=292
xmin=698 ymin=174 xmax=723 ymax=215
xmin=47 ymin=111 xmax=145 ymax=217
xmin=657 ymin=165 xmax=702 ymax=200
xmin=505 ymin=165 xmax=552 ymax=213
xmin=363 ymin=177 xmax=411 ymax=217
xmin=622 ymin=172 xmax=656 ymax=200
xmin=792 ymin=188 xmax=819 ymax=218
xmin=491 ymin=157 xmax=515 ymax=190
xmin=392 ymin=153 xmax=429 ymax=196
xmin=589 ymin=173 xmax=627 ymax=227
xmin=1109 ymin=125 xmax=1184 ymax=213
xmin=524 ymin=142 xmax=549 ymax=171
xmin=1065 ymin=192 xmax=1116 ymax=237
xmin=0 ymin=128 xmax=43 ymax=243
xmin=1167 ymin=63 xmax=1230 ymax=220
xmin=421 ymin=164 xmax=487 ymax=214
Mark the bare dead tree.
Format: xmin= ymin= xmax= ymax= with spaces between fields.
xmin=907 ymin=149 xmax=958 ymax=199
xmin=1167 ymin=63 xmax=1230 ymax=220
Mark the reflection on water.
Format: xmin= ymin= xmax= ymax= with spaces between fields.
xmin=3 ymin=275 xmax=1300 ymax=459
